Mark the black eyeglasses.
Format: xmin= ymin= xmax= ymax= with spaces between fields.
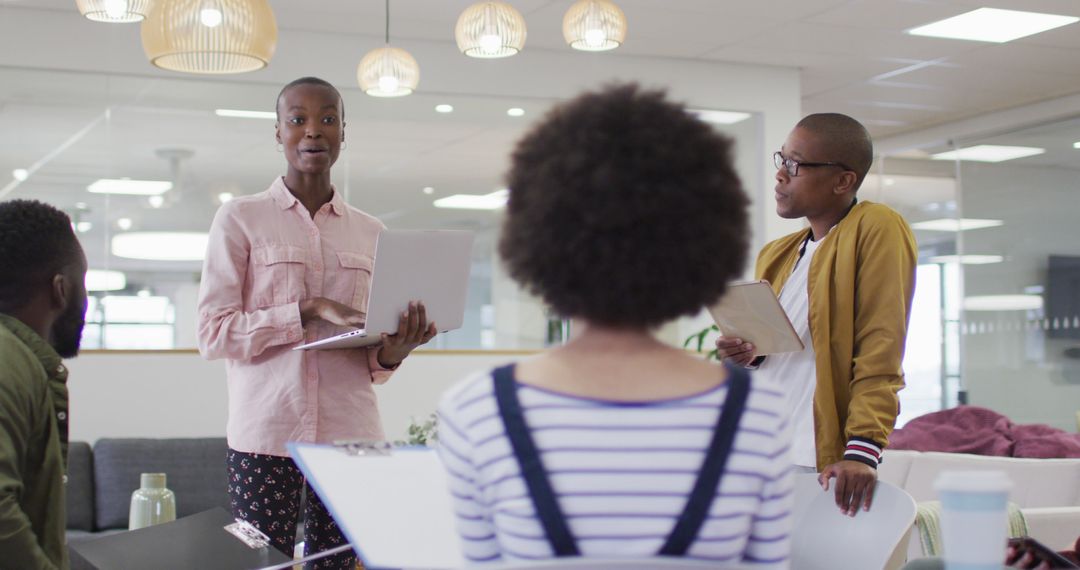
xmin=773 ymin=151 xmax=853 ymax=177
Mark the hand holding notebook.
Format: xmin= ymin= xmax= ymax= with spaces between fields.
xmin=707 ymin=280 xmax=804 ymax=356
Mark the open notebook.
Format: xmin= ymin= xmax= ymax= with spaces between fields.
xmin=288 ymin=442 xmax=464 ymax=569
xmin=707 ymin=280 xmax=804 ymax=355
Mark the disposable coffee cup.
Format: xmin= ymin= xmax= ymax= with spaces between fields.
xmin=935 ymin=470 xmax=1012 ymax=570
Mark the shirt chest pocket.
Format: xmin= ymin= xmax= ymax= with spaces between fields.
xmin=336 ymin=251 xmax=374 ymax=313
xmin=252 ymin=244 xmax=308 ymax=308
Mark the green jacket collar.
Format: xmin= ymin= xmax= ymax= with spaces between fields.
xmin=0 ymin=313 xmax=67 ymax=383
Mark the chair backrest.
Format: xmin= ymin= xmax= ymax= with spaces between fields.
xmin=790 ymin=473 xmax=917 ymax=570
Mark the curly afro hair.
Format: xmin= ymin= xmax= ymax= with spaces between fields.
xmin=0 ymin=199 xmax=80 ymax=311
xmin=498 ymin=83 xmax=749 ymax=328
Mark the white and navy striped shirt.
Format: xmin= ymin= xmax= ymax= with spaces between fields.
xmin=436 ymin=368 xmax=793 ymax=567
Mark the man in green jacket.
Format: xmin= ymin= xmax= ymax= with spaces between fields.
xmin=0 ymin=199 xmax=89 ymax=569
xmin=717 ymin=114 xmax=917 ymax=517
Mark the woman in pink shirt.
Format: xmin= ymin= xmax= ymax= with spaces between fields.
xmin=196 ymin=77 xmax=434 ymax=568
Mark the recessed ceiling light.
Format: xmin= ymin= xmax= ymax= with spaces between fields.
xmin=1073 ymin=141 xmax=1080 ymax=149
xmin=884 ymin=178 xmax=896 ymax=187
xmin=88 ymin=179 xmax=173 ymax=195
xmin=12 ymin=168 xmax=28 ymax=181
xmin=931 ymin=145 xmax=1045 ymax=163
xmin=927 ymin=255 xmax=1005 ymax=265
xmin=75 ymin=221 xmax=93 ymax=233
xmin=907 ymin=8 xmax=1078 ymax=43
xmin=687 ymin=109 xmax=752 ymax=125
xmin=434 ymin=189 xmax=508 ymax=210
xmin=507 ymin=108 xmax=525 ymax=117
xmin=86 ymin=269 xmax=127 ymax=292
xmin=215 ymin=109 xmax=277 ymax=120
xmin=217 ymin=192 xmax=234 ymax=203
xmin=911 ymin=218 xmax=1004 ymax=232
xmin=422 ymin=186 xmax=435 ymax=195
xmin=147 ymin=195 xmax=165 ymax=209
xmin=116 ymin=217 xmax=133 ymax=231
xmin=112 ymin=232 xmax=209 ymax=261
xmin=963 ymin=295 xmax=1043 ymax=311
xmin=435 ymin=104 xmax=454 ymax=113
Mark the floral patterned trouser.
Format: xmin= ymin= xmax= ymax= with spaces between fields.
xmin=226 ymin=449 xmax=356 ymax=569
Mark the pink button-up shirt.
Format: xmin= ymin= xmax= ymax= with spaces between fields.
xmin=197 ymin=177 xmax=394 ymax=456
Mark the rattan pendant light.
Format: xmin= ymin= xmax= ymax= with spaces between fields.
xmin=455 ymin=1 xmax=526 ymax=58
xmin=141 ymin=0 xmax=277 ymax=74
xmin=357 ymin=0 xmax=419 ymax=97
xmin=76 ymin=0 xmax=155 ymax=22
xmin=563 ymin=0 xmax=626 ymax=51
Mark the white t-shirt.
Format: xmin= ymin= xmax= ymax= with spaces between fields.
xmin=754 ymin=232 xmax=825 ymax=468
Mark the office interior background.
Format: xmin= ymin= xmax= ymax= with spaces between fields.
xmin=1 ymin=0 xmax=1078 ymax=442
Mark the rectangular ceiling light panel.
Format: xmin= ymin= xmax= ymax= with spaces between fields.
xmin=931 ymin=145 xmax=1045 ymax=163
xmin=87 ymin=179 xmax=173 ymax=195
xmin=908 ymin=8 xmax=1078 ymax=43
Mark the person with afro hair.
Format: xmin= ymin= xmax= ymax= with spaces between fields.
xmin=437 ymin=84 xmax=793 ymax=566
xmin=0 ymin=199 xmax=88 ymax=569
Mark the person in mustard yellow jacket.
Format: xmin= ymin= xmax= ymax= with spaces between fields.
xmin=716 ymin=113 xmax=917 ymax=517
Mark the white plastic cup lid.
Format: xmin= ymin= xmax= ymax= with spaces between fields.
xmin=934 ymin=470 xmax=1012 ymax=494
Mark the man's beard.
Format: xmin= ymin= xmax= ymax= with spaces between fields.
xmin=51 ymin=298 xmax=86 ymax=358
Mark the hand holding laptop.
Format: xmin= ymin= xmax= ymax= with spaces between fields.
xmin=376 ymin=301 xmax=437 ymax=368
xmin=297 ymin=297 xmax=437 ymax=365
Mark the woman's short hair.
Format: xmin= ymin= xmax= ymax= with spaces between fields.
xmin=276 ymin=76 xmax=344 ymax=120
xmin=499 ymin=83 xmax=749 ymax=328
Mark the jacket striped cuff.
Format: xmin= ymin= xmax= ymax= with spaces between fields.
xmin=844 ymin=438 xmax=882 ymax=468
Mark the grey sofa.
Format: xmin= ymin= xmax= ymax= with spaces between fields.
xmin=66 ymin=438 xmax=232 ymax=569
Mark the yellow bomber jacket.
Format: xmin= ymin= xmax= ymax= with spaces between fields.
xmin=756 ymin=201 xmax=917 ymax=470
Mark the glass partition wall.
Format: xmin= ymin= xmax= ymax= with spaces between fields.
xmin=1 ymin=66 xmax=763 ymax=351
xmin=875 ymin=115 xmax=1080 ymax=432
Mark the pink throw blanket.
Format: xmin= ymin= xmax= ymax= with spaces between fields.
xmin=890 ymin=405 xmax=1080 ymax=458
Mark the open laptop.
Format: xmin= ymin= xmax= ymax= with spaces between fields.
xmin=294 ymin=229 xmax=474 ymax=350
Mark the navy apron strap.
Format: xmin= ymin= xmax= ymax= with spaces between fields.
xmin=659 ymin=366 xmax=752 ymax=556
xmin=492 ymin=364 xmax=581 ymax=557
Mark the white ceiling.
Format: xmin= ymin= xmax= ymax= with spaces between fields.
xmin=1 ymin=0 xmax=1079 ymax=273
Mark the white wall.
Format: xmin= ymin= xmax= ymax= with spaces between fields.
xmin=66 ymin=350 xmax=527 ymax=445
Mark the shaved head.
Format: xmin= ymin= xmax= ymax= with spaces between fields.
xmin=795 ymin=113 xmax=873 ymax=190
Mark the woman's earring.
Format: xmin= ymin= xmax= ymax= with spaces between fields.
xmin=341 ymin=140 xmax=348 ymax=151
xmin=276 ymin=143 xmax=284 ymax=152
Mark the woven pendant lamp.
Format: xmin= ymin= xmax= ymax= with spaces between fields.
xmin=76 ymin=0 xmax=155 ymax=23
xmin=141 ymin=0 xmax=277 ymax=74
xmin=455 ymin=1 xmax=526 ymax=59
xmin=357 ymin=0 xmax=419 ymax=97
xmin=563 ymin=0 xmax=626 ymax=51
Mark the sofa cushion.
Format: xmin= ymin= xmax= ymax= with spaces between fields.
xmin=65 ymin=441 xmax=95 ymax=531
xmin=92 ymin=438 xmax=230 ymax=530
xmin=879 ymin=449 xmax=917 ymax=489
xmin=902 ymin=451 xmax=1080 ymax=508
